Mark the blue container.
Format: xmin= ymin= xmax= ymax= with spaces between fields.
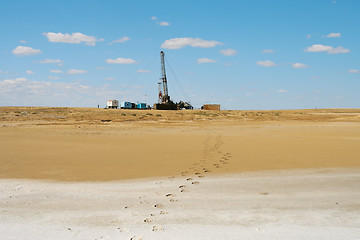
xmin=136 ymin=103 xmax=147 ymax=109
xmin=123 ymin=102 xmax=132 ymax=109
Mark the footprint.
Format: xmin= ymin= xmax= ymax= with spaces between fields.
xmin=160 ymin=211 xmax=168 ymax=215
xmin=192 ymin=181 xmax=200 ymax=185
xmin=169 ymin=199 xmax=178 ymax=202
xmin=130 ymin=236 xmax=142 ymax=240
xmin=165 ymin=193 xmax=174 ymax=197
xmin=186 ymin=178 xmax=192 ymax=181
xmin=154 ymin=204 xmax=164 ymax=208
xmin=117 ymin=227 xmax=129 ymax=233
xmin=179 ymin=185 xmax=186 ymax=189
xmin=152 ymin=226 xmax=164 ymax=232
xmin=144 ymin=218 xmax=154 ymax=223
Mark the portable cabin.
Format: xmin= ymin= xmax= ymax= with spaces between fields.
xmin=107 ymin=100 xmax=119 ymax=109
xmin=136 ymin=103 xmax=147 ymax=109
xmin=122 ymin=101 xmax=132 ymax=109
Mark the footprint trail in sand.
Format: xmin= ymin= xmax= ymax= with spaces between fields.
xmin=121 ymin=134 xmax=233 ymax=239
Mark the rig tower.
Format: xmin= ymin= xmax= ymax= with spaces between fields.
xmin=154 ymin=51 xmax=178 ymax=110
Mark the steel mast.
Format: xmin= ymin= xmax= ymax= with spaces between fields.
xmin=160 ymin=51 xmax=169 ymax=103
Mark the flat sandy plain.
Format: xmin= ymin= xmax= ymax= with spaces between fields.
xmin=1 ymin=107 xmax=360 ymax=239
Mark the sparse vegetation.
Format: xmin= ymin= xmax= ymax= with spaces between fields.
xmin=0 ymin=107 xmax=359 ymax=124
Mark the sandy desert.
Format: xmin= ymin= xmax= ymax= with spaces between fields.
xmin=1 ymin=107 xmax=360 ymax=239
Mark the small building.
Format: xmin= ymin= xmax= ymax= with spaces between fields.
xmin=122 ymin=102 xmax=132 ymax=109
xmin=202 ymin=104 xmax=220 ymax=111
xmin=107 ymin=100 xmax=119 ymax=109
xmin=136 ymin=103 xmax=147 ymax=109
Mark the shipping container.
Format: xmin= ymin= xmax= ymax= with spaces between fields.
xmin=202 ymin=104 xmax=220 ymax=111
xmin=136 ymin=103 xmax=147 ymax=109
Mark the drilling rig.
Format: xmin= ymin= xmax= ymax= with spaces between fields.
xmin=153 ymin=51 xmax=179 ymax=110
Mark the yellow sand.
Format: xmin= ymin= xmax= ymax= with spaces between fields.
xmin=0 ymin=107 xmax=359 ymax=181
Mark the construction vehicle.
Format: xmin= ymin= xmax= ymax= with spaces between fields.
xmin=178 ymin=100 xmax=194 ymax=110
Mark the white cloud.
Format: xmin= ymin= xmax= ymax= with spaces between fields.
xmin=348 ymin=69 xmax=359 ymax=74
xmin=0 ymin=77 xmax=27 ymax=85
xmin=12 ymin=46 xmax=41 ymax=56
xmin=137 ymin=69 xmax=151 ymax=73
xmin=0 ymin=77 xmax=131 ymax=107
xmin=39 ymin=59 xmax=63 ymax=64
xmin=50 ymin=69 xmax=63 ymax=73
xmin=277 ymin=90 xmax=288 ymax=93
xmin=313 ymin=90 xmax=321 ymax=93
xmin=110 ymin=36 xmax=130 ymax=44
xmin=161 ymin=37 xmax=222 ymax=49
xmin=158 ymin=21 xmax=170 ymax=26
xmin=48 ymin=76 xmax=60 ymax=80
xmin=106 ymin=58 xmax=137 ymax=64
xmin=256 ymin=60 xmax=276 ymax=67
xmin=292 ymin=63 xmax=309 ymax=69
xmin=105 ymin=77 xmax=114 ymax=81
xmin=43 ymin=32 xmax=99 ymax=46
xmin=220 ymin=48 xmax=237 ymax=56
xmin=328 ymin=46 xmax=350 ymax=54
xmin=326 ymin=32 xmax=341 ymax=38
xmin=19 ymin=40 xmax=27 ymax=43
xmin=305 ymin=44 xmax=333 ymax=52
xmin=197 ymin=58 xmax=216 ymax=64
xmin=26 ymin=70 xmax=34 ymax=74
xmin=262 ymin=49 xmax=275 ymax=53
xmin=151 ymin=16 xmax=157 ymax=20
xmin=67 ymin=69 xmax=87 ymax=74
xmin=305 ymin=44 xmax=350 ymax=54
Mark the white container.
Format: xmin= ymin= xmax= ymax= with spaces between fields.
xmin=107 ymin=100 xmax=119 ymax=109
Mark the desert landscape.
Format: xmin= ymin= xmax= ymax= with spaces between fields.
xmin=0 ymin=107 xmax=360 ymax=239
xmin=1 ymin=107 xmax=360 ymax=181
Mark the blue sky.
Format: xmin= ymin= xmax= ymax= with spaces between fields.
xmin=0 ymin=0 xmax=359 ymax=110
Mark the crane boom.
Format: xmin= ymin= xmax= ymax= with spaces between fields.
xmin=160 ymin=51 xmax=169 ymax=103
